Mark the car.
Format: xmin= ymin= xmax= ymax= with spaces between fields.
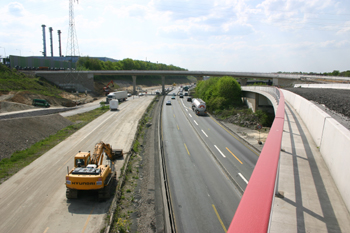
xmin=139 ymin=93 xmax=144 ymax=96
xmin=172 ymin=93 xmax=176 ymax=96
xmin=187 ymin=97 xmax=192 ymax=102
xmin=127 ymin=93 xmax=131 ymax=97
xmin=179 ymin=94 xmax=183 ymax=98
xmin=184 ymin=93 xmax=188 ymax=96
xmin=171 ymin=96 xmax=175 ymax=99
xmin=166 ymin=100 xmax=171 ymax=105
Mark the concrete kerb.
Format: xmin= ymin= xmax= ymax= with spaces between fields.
xmin=104 ymin=96 xmax=158 ymax=233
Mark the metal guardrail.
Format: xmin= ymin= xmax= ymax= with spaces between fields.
xmin=227 ymin=89 xmax=285 ymax=233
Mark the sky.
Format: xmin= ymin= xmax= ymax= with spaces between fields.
xmin=0 ymin=0 xmax=349 ymax=73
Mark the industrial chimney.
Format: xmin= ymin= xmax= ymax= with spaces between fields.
xmin=41 ymin=25 xmax=47 ymax=57
xmin=58 ymin=30 xmax=62 ymax=57
xmin=49 ymin=27 xmax=54 ymax=57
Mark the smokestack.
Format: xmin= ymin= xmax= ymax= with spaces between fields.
xmin=58 ymin=30 xmax=62 ymax=57
xmin=49 ymin=27 xmax=53 ymax=57
xmin=41 ymin=25 xmax=47 ymax=57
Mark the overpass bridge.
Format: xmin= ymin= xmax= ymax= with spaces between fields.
xmin=228 ymin=86 xmax=350 ymax=232
xmin=34 ymin=70 xmax=350 ymax=94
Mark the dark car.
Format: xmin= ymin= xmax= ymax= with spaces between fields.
xmin=179 ymin=94 xmax=183 ymax=98
xmin=166 ymin=100 xmax=171 ymax=105
xmin=184 ymin=92 xmax=188 ymax=96
xmin=187 ymin=97 xmax=192 ymax=102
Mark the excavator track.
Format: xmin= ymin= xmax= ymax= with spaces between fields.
xmin=98 ymin=172 xmax=116 ymax=201
xmin=66 ymin=188 xmax=78 ymax=199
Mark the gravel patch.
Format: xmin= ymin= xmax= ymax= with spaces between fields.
xmin=284 ymin=88 xmax=350 ymax=130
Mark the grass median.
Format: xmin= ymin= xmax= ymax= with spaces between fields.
xmin=0 ymin=105 xmax=110 ymax=184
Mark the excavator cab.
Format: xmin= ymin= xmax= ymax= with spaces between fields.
xmin=74 ymin=152 xmax=91 ymax=168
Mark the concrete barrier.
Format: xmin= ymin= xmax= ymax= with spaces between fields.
xmin=282 ymin=89 xmax=350 ymax=212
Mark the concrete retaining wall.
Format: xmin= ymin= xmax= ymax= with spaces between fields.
xmin=36 ymin=72 xmax=94 ymax=93
xmin=282 ymin=89 xmax=350 ymax=212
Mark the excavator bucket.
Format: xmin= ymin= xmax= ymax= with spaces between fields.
xmin=112 ymin=149 xmax=123 ymax=159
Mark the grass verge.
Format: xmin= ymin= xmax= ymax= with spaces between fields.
xmin=0 ymin=105 xmax=110 ymax=184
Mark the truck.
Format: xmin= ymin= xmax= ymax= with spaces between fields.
xmin=32 ymin=99 xmax=50 ymax=108
xmin=109 ymin=99 xmax=118 ymax=110
xmin=192 ymin=98 xmax=207 ymax=116
xmin=65 ymin=141 xmax=123 ymax=200
xmin=106 ymin=91 xmax=127 ymax=104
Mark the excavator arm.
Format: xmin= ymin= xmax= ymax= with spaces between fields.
xmin=91 ymin=142 xmax=123 ymax=165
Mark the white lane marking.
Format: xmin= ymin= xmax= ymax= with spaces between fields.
xmin=194 ymin=120 xmax=198 ymax=125
xmin=201 ymin=129 xmax=208 ymax=137
xmin=239 ymin=173 xmax=248 ymax=184
xmin=189 ymin=113 xmax=192 ymax=118
xmin=214 ymin=145 xmax=226 ymax=158
xmin=186 ymin=109 xmax=188 ymax=112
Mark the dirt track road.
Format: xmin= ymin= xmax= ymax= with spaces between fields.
xmin=0 ymin=96 xmax=154 ymax=233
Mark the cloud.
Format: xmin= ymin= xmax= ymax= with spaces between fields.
xmin=7 ymin=2 xmax=25 ymax=17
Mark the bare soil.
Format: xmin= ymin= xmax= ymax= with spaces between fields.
xmin=0 ymin=114 xmax=72 ymax=161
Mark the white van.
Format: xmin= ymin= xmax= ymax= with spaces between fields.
xmin=109 ymin=99 xmax=119 ymax=110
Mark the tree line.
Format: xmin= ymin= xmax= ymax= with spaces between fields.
xmin=76 ymin=57 xmax=187 ymax=72
xmin=277 ymin=70 xmax=350 ymax=77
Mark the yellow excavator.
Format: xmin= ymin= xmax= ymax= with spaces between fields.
xmin=65 ymin=141 xmax=123 ymax=200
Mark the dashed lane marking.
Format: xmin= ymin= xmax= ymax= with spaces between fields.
xmin=238 ymin=173 xmax=248 ymax=184
xmin=214 ymin=145 xmax=226 ymax=158
xmin=201 ymin=129 xmax=208 ymax=137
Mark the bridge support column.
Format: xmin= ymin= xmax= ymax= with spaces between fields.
xmin=161 ymin=76 xmax=165 ymax=95
xmin=239 ymin=78 xmax=247 ymax=86
xmin=242 ymin=92 xmax=258 ymax=113
xmin=132 ymin=76 xmax=137 ymax=95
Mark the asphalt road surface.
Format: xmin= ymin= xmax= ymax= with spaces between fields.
xmin=0 ymin=95 xmax=153 ymax=233
xmin=162 ymin=88 xmax=259 ymax=232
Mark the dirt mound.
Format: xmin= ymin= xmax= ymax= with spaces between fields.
xmin=0 ymin=114 xmax=72 ymax=161
xmin=0 ymin=101 xmax=35 ymax=113
xmin=8 ymin=91 xmax=76 ymax=107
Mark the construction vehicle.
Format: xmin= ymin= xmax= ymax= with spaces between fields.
xmin=65 ymin=141 xmax=123 ymax=200
xmin=103 ymin=80 xmax=114 ymax=95
xmin=192 ymin=98 xmax=207 ymax=116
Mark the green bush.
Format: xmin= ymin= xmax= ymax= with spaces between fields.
xmin=194 ymin=76 xmax=242 ymax=113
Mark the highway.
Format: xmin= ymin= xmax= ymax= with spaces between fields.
xmin=0 ymin=96 xmax=153 ymax=233
xmin=161 ymin=88 xmax=259 ymax=232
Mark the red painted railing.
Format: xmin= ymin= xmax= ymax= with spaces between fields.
xmin=227 ymin=89 xmax=285 ymax=233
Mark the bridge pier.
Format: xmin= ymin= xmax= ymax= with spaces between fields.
xmin=161 ymin=76 xmax=165 ymax=95
xmin=239 ymin=78 xmax=247 ymax=86
xmin=132 ymin=76 xmax=137 ymax=95
xmin=242 ymin=91 xmax=274 ymax=114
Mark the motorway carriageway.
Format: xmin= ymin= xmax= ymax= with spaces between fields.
xmin=161 ymin=88 xmax=259 ymax=232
